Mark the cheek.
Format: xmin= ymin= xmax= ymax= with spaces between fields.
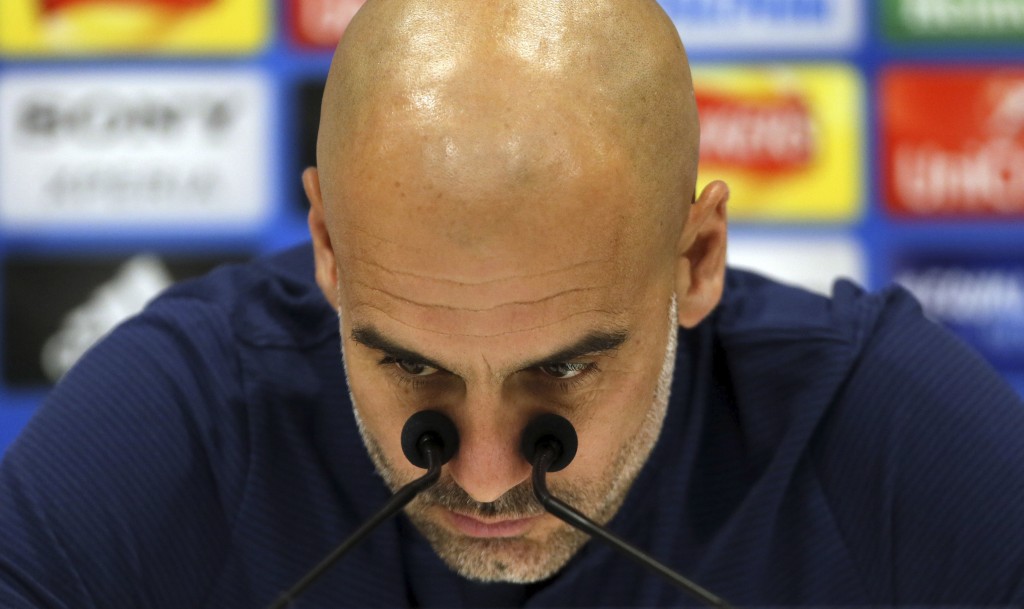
xmin=345 ymin=357 xmax=423 ymax=471
xmin=562 ymin=358 xmax=663 ymax=481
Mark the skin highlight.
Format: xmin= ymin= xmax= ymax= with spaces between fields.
xmin=304 ymin=0 xmax=730 ymax=584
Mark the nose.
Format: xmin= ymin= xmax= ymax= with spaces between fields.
xmin=446 ymin=412 xmax=532 ymax=504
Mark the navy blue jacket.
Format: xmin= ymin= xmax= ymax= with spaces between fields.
xmin=2 ymin=244 xmax=1024 ymax=608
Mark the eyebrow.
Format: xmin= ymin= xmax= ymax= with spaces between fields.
xmin=349 ymin=326 xmax=629 ymax=373
xmin=522 ymin=330 xmax=629 ymax=369
xmin=351 ymin=326 xmax=449 ymax=371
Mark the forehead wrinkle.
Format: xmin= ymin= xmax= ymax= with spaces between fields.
xmin=345 ymin=254 xmax=616 ymax=287
xmin=350 ymin=279 xmax=608 ymax=313
xmin=346 ymin=224 xmax=400 ymax=248
xmin=481 ymin=353 xmax=497 ymax=379
xmin=353 ymin=303 xmax=626 ymax=339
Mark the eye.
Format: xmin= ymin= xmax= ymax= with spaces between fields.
xmin=539 ymin=362 xmax=590 ymax=379
xmin=395 ymin=359 xmax=439 ymax=377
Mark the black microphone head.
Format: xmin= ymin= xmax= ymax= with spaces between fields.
xmin=401 ymin=410 xmax=459 ymax=469
xmin=520 ymin=413 xmax=578 ymax=473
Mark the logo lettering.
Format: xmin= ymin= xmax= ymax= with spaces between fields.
xmin=883 ymin=70 xmax=1024 ymax=216
xmin=899 ymin=0 xmax=1024 ymax=33
xmin=669 ymin=0 xmax=831 ymax=22
xmin=897 ymin=267 xmax=1024 ymax=324
xmin=895 ymin=141 xmax=1024 ymax=214
xmin=41 ymin=255 xmax=174 ymax=383
xmin=698 ymin=92 xmax=815 ymax=172
xmin=16 ymin=93 xmax=236 ymax=147
xmin=0 ymin=71 xmax=270 ymax=226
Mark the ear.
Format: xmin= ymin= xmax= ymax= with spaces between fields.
xmin=304 ymin=167 xmax=340 ymax=308
xmin=675 ymin=180 xmax=729 ymax=328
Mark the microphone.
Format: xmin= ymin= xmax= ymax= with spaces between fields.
xmin=267 ymin=410 xmax=459 ymax=609
xmin=520 ymin=414 xmax=735 ymax=609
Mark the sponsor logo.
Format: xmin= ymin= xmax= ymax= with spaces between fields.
xmin=0 ymin=71 xmax=271 ymax=228
xmin=882 ymin=69 xmax=1024 ymax=217
xmin=15 ymin=92 xmax=236 ymax=145
xmin=662 ymin=0 xmax=861 ymax=50
xmin=693 ymin=65 xmax=863 ymax=222
xmin=883 ymin=0 xmax=1024 ymax=40
xmin=0 ymin=0 xmax=268 ymax=54
xmin=41 ymin=255 xmax=175 ymax=383
xmin=41 ymin=0 xmax=214 ymax=13
xmin=894 ymin=255 xmax=1024 ymax=370
xmin=899 ymin=267 xmax=1024 ymax=324
xmin=290 ymin=0 xmax=367 ymax=48
xmin=2 ymin=253 xmax=244 ymax=386
xmin=728 ymin=233 xmax=866 ymax=295
xmin=697 ymin=92 xmax=815 ymax=173
xmin=667 ymin=0 xmax=833 ymax=21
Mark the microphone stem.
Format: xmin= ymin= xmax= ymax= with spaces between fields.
xmin=268 ymin=438 xmax=443 ymax=609
xmin=532 ymin=445 xmax=735 ymax=609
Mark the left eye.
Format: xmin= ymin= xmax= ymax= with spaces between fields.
xmin=395 ymin=360 xmax=439 ymax=376
xmin=539 ymin=362 xmax=590 ymax=379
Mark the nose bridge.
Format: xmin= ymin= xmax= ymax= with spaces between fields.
xmin=446 ymin=386 xmax=532 ymax=504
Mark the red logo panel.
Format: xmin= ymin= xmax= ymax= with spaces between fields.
xmin=882 ymin=68 xmax=1024 ymax=217
xmin=697 ymin=92 xmax=815 ymax=173
xmin=290 ymin=0 xmax=366 ymax=48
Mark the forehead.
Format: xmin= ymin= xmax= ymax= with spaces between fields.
xmin=331 ymin=176 xmax=663 ymax=349
xmin=323 ymin=79 xmax=673 ymax=344
xmin=334 ymin=204 xmax=643 ymax=343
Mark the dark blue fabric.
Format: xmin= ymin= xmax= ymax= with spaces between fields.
xmin=2 ymin=243 xmax=1024 ymax=608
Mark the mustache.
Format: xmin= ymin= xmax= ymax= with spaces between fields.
xmin=416 ymin=476 xmax=552 ymax=520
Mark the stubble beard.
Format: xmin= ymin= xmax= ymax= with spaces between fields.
xmin=341 ymin=298 xmax=678 ymax=584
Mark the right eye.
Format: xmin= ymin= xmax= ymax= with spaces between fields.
xmin=393 ymin=359 xmax=440 ymax=377
xmin=538 ymin=362 xmax=591 ymax=379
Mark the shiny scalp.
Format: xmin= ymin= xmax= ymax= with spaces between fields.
xmin=316 ymin=0 xmax=701 ymax=231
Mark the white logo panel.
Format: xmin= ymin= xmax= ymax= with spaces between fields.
xmin=662 ymin=0 xmax=862 ymax=51
xmin=0 ymin=70 xmax=272 ymax=229
xmin=728 ymin=233 xmax=867 ymax=295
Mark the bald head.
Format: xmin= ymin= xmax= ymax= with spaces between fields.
xmin=305 ymin=0 xmax=728 ymax=337
xmin=317 ymin=0 xmax=700 ymax=240
xmin=305 ymin=2 xmax=727 ymax=583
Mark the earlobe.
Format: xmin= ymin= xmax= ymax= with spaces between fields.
xmin=304 ymin=167 xmax=340 ymax=308
xmin=675 ymin=180 xmax=729 ymax=328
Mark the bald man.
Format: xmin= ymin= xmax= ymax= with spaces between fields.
xmin=3 ymin=1 xmax=1024 ymax=607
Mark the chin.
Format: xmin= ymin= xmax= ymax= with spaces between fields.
xmin=409 ymin=509 xmax=590 ymax=584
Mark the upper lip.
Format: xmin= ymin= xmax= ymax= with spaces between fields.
xmin=449 ymin=510 xmax=543 ymax=524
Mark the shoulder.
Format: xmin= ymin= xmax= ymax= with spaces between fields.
xmin=36 ymin=242 xmax=338 ymax=418
xmin=709 ymin=269 xmax=902 ymax=437
xmin=716 ymin=266 xmax=1022 ymax=444
xmin=710 ymin=266 xmax=1021 ymax=460
xmin=716 ymin=268 xmax=890 ymax=348
xmin=152 ymin=242 xmax=336 ymax=350
xmin=715 ymin=269 xmax=1024 ymax=602
xmin=759 ymin=272 xmax=1024 ymax=602
xmin=4 ymin=242 xmax=338 ymax=540
xmin=0 ymin=244 xmax=350 ymax=607
xmin=712 ymin=267 xmax=1001 ymax=399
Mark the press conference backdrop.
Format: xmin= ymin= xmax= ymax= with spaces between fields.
xmin=1 ymin=0 xmax=1023 ymax=452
